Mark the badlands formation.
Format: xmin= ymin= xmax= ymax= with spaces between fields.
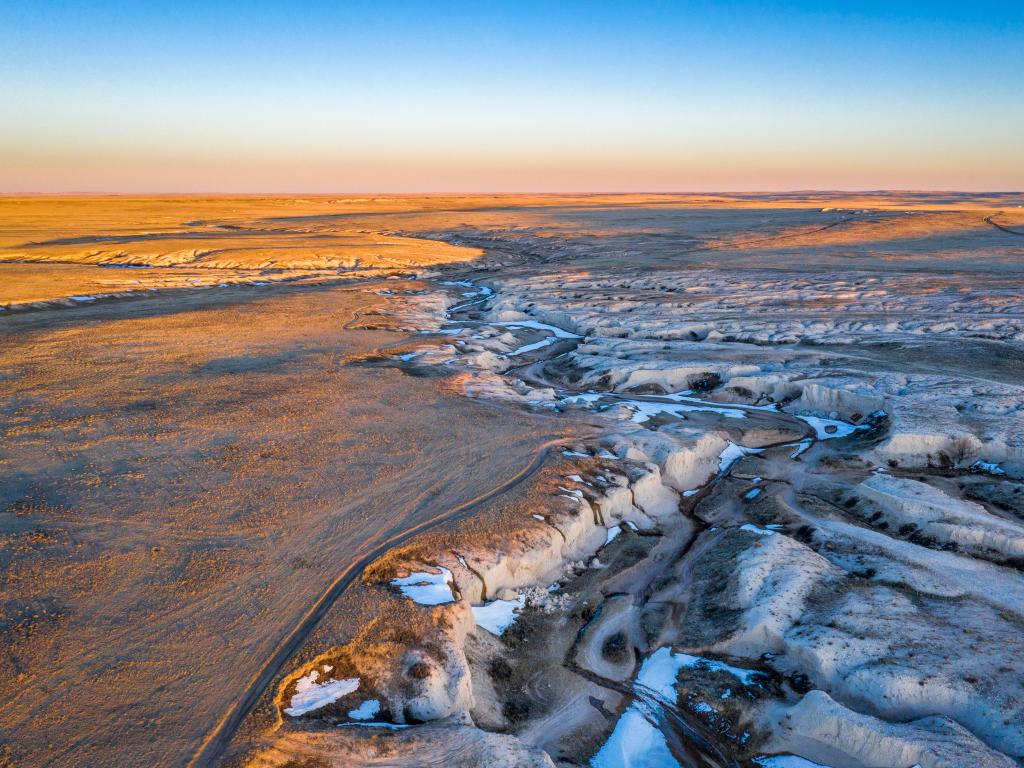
xmin=2 ymin=194 xmax=1024 ymax=768
xmin=248 ymin=195 xmax=1024 ymax=768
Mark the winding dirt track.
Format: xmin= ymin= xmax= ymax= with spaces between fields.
xmin=0 ymin=280 xmax=575 ymax=768
xmin=986 ymin=214 xmax=1024 ymax=236
xmin=188 ymin=438 xmax=575 ymax=768
xmin=6 ymin=195 xmax=1023 ymax=767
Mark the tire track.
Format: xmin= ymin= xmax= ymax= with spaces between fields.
xmin=187 ymin=436 xmax=578 ymax=768
xmin=985 ymin=215 xmax=1024 ymax=236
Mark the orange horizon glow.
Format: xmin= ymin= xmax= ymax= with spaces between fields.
xmin=2 ymin=2 xmax=1022 ymax=193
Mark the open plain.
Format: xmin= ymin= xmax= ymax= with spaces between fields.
xmin=3 ymin=193 xmax=1024 ymax=768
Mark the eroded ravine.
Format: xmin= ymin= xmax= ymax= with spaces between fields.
xmin=6 ymin=196 xmax=1024 ymax=768
xmin=239 ymin=263 xmax=1021 ymax=768
xmin=226 ymin=202 xmax=1024 ymax=768
xmin=189 ymin=438 xmax=582 ymax=768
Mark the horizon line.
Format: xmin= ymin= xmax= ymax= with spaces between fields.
xmin=2 ymin=189 xmax=1022 ymax=197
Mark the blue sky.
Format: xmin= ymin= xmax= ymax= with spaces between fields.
xmin=2 ymin=1 xmax=1022 ymax=191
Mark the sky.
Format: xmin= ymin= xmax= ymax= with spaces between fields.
xmin=1 ymin=1 xmax=1022 ymax=193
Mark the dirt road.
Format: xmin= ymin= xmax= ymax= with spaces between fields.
xmin=0 ymin=281 xmax=567 ymax=768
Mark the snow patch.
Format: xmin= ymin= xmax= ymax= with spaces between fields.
xmin=624 ymin=399 xmax=746 ymax=424
xmin=786 ymin=440 xmax=813 ymax=458
xmin=591 ymin=647 xmax=689 ymax=768
xmin=391 ymin=567 xmax=455 ymax=605
xmin=509 ymin=336 xmax=558 ymax=355
xmin=284 ymin=670 xmax=360 ymax=717
xmin=973 ymin=460 xmax=1006 ymax=475
xmin=796 ymin=414 xmax=868 ymax=440
xmin=719 ymin=443 xmax=764 ymax=473
xmin=502 ymin=320 xmax=581 ymax=339
xmin=347 ymin=699 xmax=381 ymax=720
xmin=754 ymin=757 xmax=833 ymax=768
xmin=472 ymin=596 xmax=525 ymax=635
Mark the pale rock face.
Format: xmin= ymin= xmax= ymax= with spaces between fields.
xmin=488 ymin=305 xmax=582 ymax=338
xmin=627 ymin=463 xmax=681 ymax=523
xmin=871 ymin=430 xmax=978 ymax=470
xmin=462 ymin=350 xmax=512 ymax=372
xmin=794 ymin=381 xmax=886 ymax=422
xmin=858 ymin=474 xmax=1024 ymax=561
xmin=474 ymin=268 xmax=1024 ymax=479
xmin=461 ymin=371 xmax=535 ymax=404
xmin=563 ymin=338 xmax=767 ymax=394
xmin=313 ymin=438 xmax=703 ymax=732
xmin=384 ymin=602 xmax=476 ymax=723
xmin=279 ymin=600 xmax=478 ymax=727
xmin=336 ymin=222 xmax=1024 ymax=765
xmin=549 ymin=498 xmax=607 ymax=560
xmin=437 ymin=461 xmax=680 ymax=615
xmin=616 ymin=362 xmax=758 ymax=394
xmin=488 ymin=269 xmax=1024 ymax=350
xmin=725 ymin=373 xmax=801 ymax=403
xmin=457 ymin=526 xmax=572 ymax=600
xmin=618 ymin=365 xmax=700 ymax=393
xmin=713 ymin=532 xmax=839 ymax=657
xmin=674 ymin=507 xmax=1024 ymax=759
xmin=607 ymin=427 xmax=730 ymax=492
xmin=777 ymin=583 xmax=1024 ymax=757
xmin=853 ymin=374 xmax=1024 ymax=476
xmin=766 ymin=690 xmax=1019 ymax=768
xmin=399 ymin=647 xmax=474 ymax=722
xmin=594 ymin=482 xmax=651 ymax=530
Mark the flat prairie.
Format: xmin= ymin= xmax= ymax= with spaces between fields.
xmin=0 ymin=270 xmax=569 ymax=767
xmin=2 ymin=193 xmax=1024 ymax=768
